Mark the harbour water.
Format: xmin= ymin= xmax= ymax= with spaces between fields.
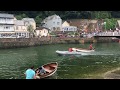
xmin=0 ymin=42 xmax=120 ymax=79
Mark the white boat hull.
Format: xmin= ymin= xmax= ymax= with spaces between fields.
xmin=56 ymin=50 xmax=88 ymax=55
xmin=72 ymin=48 xmax=95 ymax=53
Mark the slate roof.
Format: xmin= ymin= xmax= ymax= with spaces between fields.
xmin=22 ymin=18 xmax=35 ymax=22
xmin=42 ymin=14 xmax=60 ymax=22
xmin=14 ymin=20 xmax=24 ymax=26
xmin=0 ymin=13 xmax=14 ymax=18
xmin=36 ymin=26 xmax=50 ymax=30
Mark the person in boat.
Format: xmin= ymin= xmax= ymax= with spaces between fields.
xmin=35 ymin=68 xmax=41 ymax=79
xmin=68 ymin=47 xmax=73 ymax=52
xmin=89 ymin=44 xmax=94 ymax=50
xmin=25 ymin=66 xmax=36 ymax=79
xmin=39 ymin=66 xmax=46 ymax=75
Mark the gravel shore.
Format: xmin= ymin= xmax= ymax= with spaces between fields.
xmin=103 ymin=68 xmax=120 ymax=79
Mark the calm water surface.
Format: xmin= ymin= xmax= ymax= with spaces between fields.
xmin=0 ymin=43 xmax=120 ymax=79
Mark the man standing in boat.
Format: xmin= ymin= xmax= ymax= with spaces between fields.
xmin=89 ymin=43 xmax=93 ymax=50
xmin=25 ymin=66 xmax=36 ymax=79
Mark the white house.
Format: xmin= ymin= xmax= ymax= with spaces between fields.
xmin=35 ymin=27 xmax=49 ymax=37
xmin=62 ymin=21 xmax=70 ymax=27
xmin=22 ymin=18 xmax=36 ymax=30
xmin=0 ymin=13 xmax=15 ymax=38
xmin=41 ymin=14 xmax=62 ymax=32
xmin=62 ymin=26 xmax=77 ymax=32
xmin=62 ymin=21 xmax=77 ymax=32
xmin=14 ymin=20 xmax=29 ymax=38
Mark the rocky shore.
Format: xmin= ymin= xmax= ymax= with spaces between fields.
xmin=103 ymin=68 xmax=120 ymax=79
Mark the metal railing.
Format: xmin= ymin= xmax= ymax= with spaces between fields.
xmin=93 ymin=32 xmax=120 ymax=36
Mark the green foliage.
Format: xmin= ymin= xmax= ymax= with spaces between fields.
xmin=15 ymin=15 xmax=23 ymax=20
xmin=35 ymin=15 xmax=42 ymax=27
xmin=94 ymin=11 xmax=111 ymax=19
xmin=27 ymin=25 xmax=34 ymax=33
xmin=104 ymin=18 xmax=117 ymax=30
xmin=15 ymin=13 xmax=28 ymax=20
xmin=1 ymin=11 xmax=120 ymax=25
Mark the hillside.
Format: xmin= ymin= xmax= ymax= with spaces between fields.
xmin=1 ymin=11 xmax=120 ymax=27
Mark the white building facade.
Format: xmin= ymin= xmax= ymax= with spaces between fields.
xmin=41 ymin=14 xmax=62 ymax=32
xmin=14 ymin=20 xmax=29 ymax=38
xmin=35 ymin=27 xmax=49 ymax=37
xmin=22 ymin=18 xmax=36 ymax=30
xmin=62 ymin=21 xmax=77 ymax=32
xmin=0 ymin=13 xmax=15 ymax=38
xmin=62 ymin=26 xmax=77 ymax=32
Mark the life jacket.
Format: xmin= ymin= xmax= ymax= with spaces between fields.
xmin=89 ymin=45 xmax=93 ymax=50
xmin=69 ymin=48 xmax=73 ymax=52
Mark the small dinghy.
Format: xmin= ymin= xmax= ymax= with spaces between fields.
xmin=35 ymin=62 xmax=58 ymax=79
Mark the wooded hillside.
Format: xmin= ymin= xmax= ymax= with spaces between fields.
xmin=1 ymin=11 xmax=120 ymax=26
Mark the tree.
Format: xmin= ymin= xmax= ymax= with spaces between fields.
xmin=27 ymin=25 xmax=34 ymax=38
xmin=35 ymin=15 xmax=42 ymax=27
xmin=94 ymin=11 xmax=111 ymax=19
xmin=15 ymin=15 xmax=23 ymax=20
xmin=15 ymin=13 xmax=28 ymax=20
xmin=104 ymin=18 xmax=117 ymax=30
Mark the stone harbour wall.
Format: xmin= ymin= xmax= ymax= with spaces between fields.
xmin=0 ymin=37 xmax=118 ymax=49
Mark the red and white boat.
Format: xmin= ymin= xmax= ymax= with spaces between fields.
xmin=72 ymin=48 xmax=95 ymax=53
xmin=56 ymin=50 xmax=88 ymax=55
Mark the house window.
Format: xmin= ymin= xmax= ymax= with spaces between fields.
xmin=25 ymin=21 xmax=29 ymax=26
xmin=57 ymin=27 xmax=60 ymax=30
xmin=16 ymin=26 xmax=18 ymax=30
xmin=19 ymin=33 xmax=21 ymax=36
xmin=57 ymin=22 xmax=60 ymax=25
xmin=53 ymin=27 xmax=56 ymax=30
xmin=67 ymin=28 xmax=68 ymax=31
xmin=6 ymin=27 xmax=8 ymax=29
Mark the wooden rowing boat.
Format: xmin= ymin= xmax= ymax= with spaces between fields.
xmin=35 ymin=62 xmax=58 ymax=79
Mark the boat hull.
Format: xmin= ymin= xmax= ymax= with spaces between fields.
xmin=56 ymin=50 xmax=88 ymax=55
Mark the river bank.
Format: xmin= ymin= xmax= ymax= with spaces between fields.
xmin=85 ymin=67 xmax=120 ymax=79
xmin=0 ymin=37 xmax=119 ymax=49
xmin=103 ymin=67 xmax=120 ymax=79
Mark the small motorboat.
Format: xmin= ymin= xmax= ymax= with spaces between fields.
xmin=72 ymin=48 xmax=95 ymax=53
xmin=35 ymin=62 xmax=58 ymax=79
xmin=56 ymin=50 xmax=88 ymax=56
